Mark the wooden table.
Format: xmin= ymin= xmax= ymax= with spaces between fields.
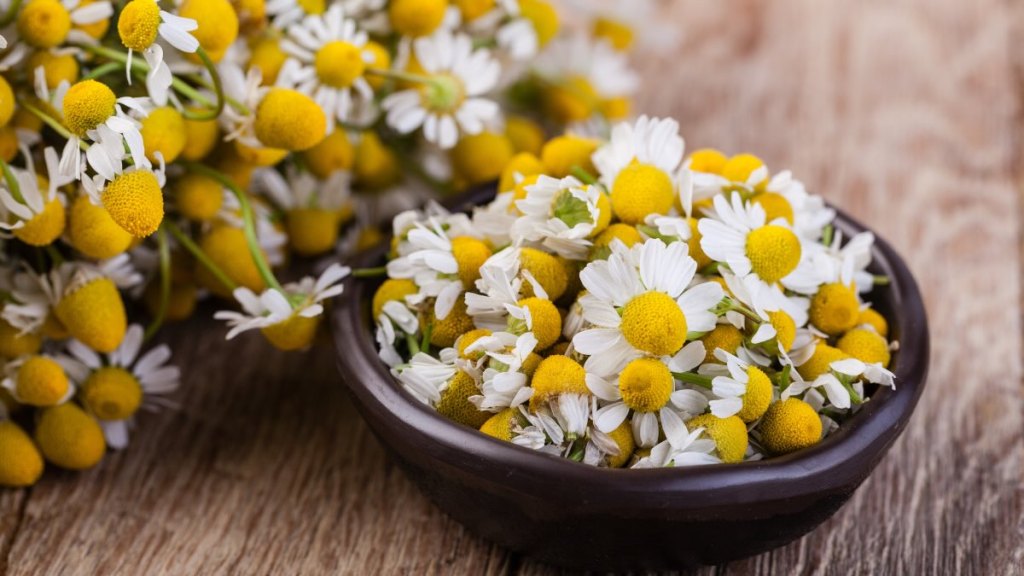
xmin=3 ymin=1 xmax=1023 ymax=573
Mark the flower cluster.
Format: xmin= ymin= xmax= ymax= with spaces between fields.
xmin=373 ymin=115 xmax=897 ymax=469
xmin=0 ymin=0 xmax=655 ymax=488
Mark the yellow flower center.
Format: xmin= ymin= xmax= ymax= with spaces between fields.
xmin=721 ymin=153 xmax=767 ymax=191
xmin=451 ymin=132 xmax=514 ymax=186
xmin=513 ymin=297 xmax=561 ymax=350
xmin=768 ymin=310 xmax=797 ymax=352
xmin=197 ymin=226 xmax=266 ymax=297
xmin=687 ymin=414 xmax=748 ymax=463
xmin=27 ymin=51 xmax=80 ymax=90
xmin=540 ymin=135 xmax=598 ymax=178
xmin=372 ymin=278 xmax=417 ymax=319
xmin=17 ymin=0 xmax=71 ymax=49
xmin=589 ymin=189 xmax=612 ymax=237
xmin=302 ymin=128 xmax=354 ymax=179
xmin=0 ymin=318 xmax=42 ymax=358
xmin=354 ymin=131 xmax=400 ymax=190
xmin=809 ymin=282 xmax=860 ymax=336
xmin=752 ymin=192 xmax=794 ymax=225
xmin=450 ymin=236 xmax=492 ymax=289
xmin=453 ymin=0 xmax=494 ymax=21
xmin=758 ymin=398 xmax=822 ymax=455
xmin=519 ymin=0 xmax=559 ymax=46
xmin=736 ymin=366 xmax=772 ymax=423
xmin=179 ymin=0 xmax=239 ymax=62
xmin=14 ymin=198 xmax=66 ymax=246
xmin=618 ymin=357 xmax=673 ymax=413
xmin=16 ymin=356 xmax=69 ymax=407
xmin=598 ymin=96 xmax=631 ymax=121
xmin=436 ymin=370 xmax=489 ymax=427
xmin=285 ymin=208 xmax=339 ymax=257
xmin=425 ymin=296 xmax=475 ymax=348
xmin=455 ymin=328 xmax=492 ymax=360
xmin=519 ymin=247 xmax=568 ymax=301
xmin=389 ymin=0 xmax=447 ymax=37
xmin=101 ymin=170 xmax=164 ymax=238
xmin=543 ymin=75 xmax=598 ymax=124
xmin=180 ymin=111 xmax=219 ymax=161
xmin=529 ymin=354 xmax=587 ymax=411
xmin=857 ymin=307 xmax=888 ymax=337
xmin=34 ymin=403 xmax=106 ymax=470
xmin=479 ymin=407 xmax=518 ymax=441
xmin=604 ymin=421 xmax=635 ymax=468
xmin=700 ymin=324 xmax=744 ymax=363
xmin=837 ymin=327 xmax=891 ymax=368
xmin=172 ymin=173 xmax=223 ymax=222
xmin=140 ymin=107 xmax=187 ymax=164
xmin=260 ymin=313 xmax=320 ymax=351
xmin=796 ymin=342 xmax=848 ymax=381
xmin=0 ymin=421 xmax=44 ymax=487
xmin=498 ymin=151 xmax=543 ymax=194
xmin=688 ymin=148 xmax=728 ymax=175
xmin=55 ymin=278 xmax=127 ymax=353
xmin=62 ymin=80 xmax=116 ymax=137
xmin=296 ymin=0 xmax=325 ymax=15
xmin=254 ymin=88 xmax=327 ymax=151
xmin=118 ymin=0 xmax=161 ymax=52
xmin=504 ymin=116 xmax=544 ymax=156
xmin=745 ymin=225 xmax=801 ymax=283
xmin=592 ymin=17 xmax=634 ymax=51
xmin=249 ymin=36 xmax=288 ymax=86
xmin=591 ymin=223 xmax=642 ymax=259
xmin=620 ymin=291 xmax=687 ymax=357
xmin=314 ymin=41 xmax=366 ymax=88
xmin=611 ymin=163 xmax=676 ymax=225
xmin=82 ymin=366 xmax=142 ymax=420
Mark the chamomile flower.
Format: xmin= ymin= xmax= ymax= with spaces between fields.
xmin=59 ymin=324 xmax=180 ymax=449
xmin=1 ymin=355 xmax=74 ymax=407
xmin=253 ymin=166 xmax=352 ymax=256
xmin=382 ymin=30 xmax=501 ymax=149
xmin=277 ymin=5 xmax=376 ymax=129
xmin=0 ymin=147 xmax=73 ymax=246
xmin=810 ymin=228 xmax=876 ymax=293
xmin=630 ymin=428 xmax=721 ymax=469
xmin=706 ymin=349 xmax=774 ymax=422
xmin=469 ymin=330 xmax=537 ymax=410
xmin=533 ymin=34 xmax=638 ymax=125
xmin=217 ymin=60 xmax=266 ymax=146
xmin=394 ymin=348 xmax=459 ymax=405
xmin=116 ymin=0 xmax=199 ymax=105
xmin=16 ymin=0 xmax=113 ymax=49
xmin=511 ymin=174 xmax=601 ymax=259
xmin=80 ymin=157 xmax=166 ymax=239
xmin=573 ymin=238 xmax=723 ymax=376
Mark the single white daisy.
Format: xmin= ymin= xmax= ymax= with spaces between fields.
xmin=117 ymin=0 xmax=200 ymax=105
xmin=468 ymin=331 xmax=537 ymax=411
xmin=630 ymin=428 xmax=721 ymax=469
xmin=0 ymin=147 xmax=73 ymax=237
xmin=394 ymin=348 xmax=458 ymax=405
xmin=511 ymin=174 xmax=601 ymax=260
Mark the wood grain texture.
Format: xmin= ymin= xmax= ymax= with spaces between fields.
xmin=4 ymin=0 xmax=1024 ymax=574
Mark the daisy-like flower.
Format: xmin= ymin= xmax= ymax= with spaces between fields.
xmin=375 ymin=296 xmax=419 ymax=368
xmin=810 ymin=228 xmax=876 ymax=293
xmin=573 ymin=238 xmax=723 ymax=376
xmin=591 ymin=116 xmax=687 ymax=225
xmin=718 ymin=268 xmax=808 ymax=355
xmin=533 ymin=34 xmax=638 ymax=126
xmin=511 ymin=174 xmax=602 ymax=260
xmin=0 ymin=147 xmax=73 ymax=246
xmin=394 ymin=348 xmax=458 ymax=405
xmin=783 ymin=357 xmax=894 ymax=410
xmin=705 ymin=349 xmax=774 ymax=421
xmin=763 ymin=170 xmax=835 ymax=240
xmin=630 ymin=428 xmax=721 ymax=469
xmin=217 ymin=60 xmax=266 ymax=147
xmin=253 ymin=166 xmax=352 ymax=256
xmin=586 ymin=340 xmax=709 ymax=448
xmin=216 ymin=192 xmax=290 ymax=266
xmin=468 ymin=331 xmax=538 ymax=410
xmin=79 ymin=154 xmax=167 ymax=239
xmin=215 ymin=263 xmax=350 ymax=350
xmin=382 ymin=30 xmax=501 ymax=149
xmin=59 ymin=324 xmax=179 ymax=449
xmin=1 ymin=355 xmax=75 ymax=408
xmin=14 ymin=0 xmax=113 ymax=50
xmin=116 ymin=0 xmax=199 ymax=105
xmin=277 ymin=4 xmax=376 ymax=129
xmin=699 ymin=192 xmax=822 ymax=295
xmin=464 ymin=247 xmax=549 ymax=330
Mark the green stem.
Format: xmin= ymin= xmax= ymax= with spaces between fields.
xmin=144 ymin=225 xmax=172 ymax=342
xmin=165 ymin=219 xmax=238 ymax=292
xmin=570 ymin=165 xmax=599 ymax=186
xmin=0 ymin=158 xmax=24 ymax=204
xmin=420 ymin=322 xmax=433 ymax=355
xmin=82 ymin=61 xmax=124 ymax=81
xmin=672 ymin=372 xmax=713 ymax=389
xmin=182 ymin=162 xmax=285 ymax=295
xmin=0 ymin=0 xmax=22 ymax=27
xmin=405 ymin=331 xmax=420 ymax=355
xmin=873 ymin=275 xmax=890 ymax=286
xmin=45 ymin=245 xmax=63 ymax=266
xmin=353 ymin=266 xmax=387 ymax=278
xmin=182 ymin=48 xmax=226 ymax=121
xmin=77 ymin=43 xmax=216 ymax=108
xmin=821 ymin=224 xmax=834 ymax=247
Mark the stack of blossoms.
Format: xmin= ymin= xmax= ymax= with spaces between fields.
xmin=374 ymin=116 xmax=898 ymax=469
xmin=0 ymin=0 xmax=657 ymax=488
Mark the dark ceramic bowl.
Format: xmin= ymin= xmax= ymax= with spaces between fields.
xmin=330 ymin=188 xmax=929 ymax=571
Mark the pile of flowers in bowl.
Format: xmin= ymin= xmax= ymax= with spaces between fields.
xmin=372 ymin=115 xmax=899 ymax=468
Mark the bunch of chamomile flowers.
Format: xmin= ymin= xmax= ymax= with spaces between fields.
xmin=374 ymin=115 xmax=897 ymax=469
xmin=0 ymin=0 xmax=656 ymax=487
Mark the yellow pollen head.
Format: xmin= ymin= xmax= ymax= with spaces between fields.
xmin=296 ymin=0 xmax=325 ymax=14
xmin=620 ymin=291 xmax=687 ymax=357
xmin=745 ymin=225 xmax=801 ymax=283
xmin=688 ymin=148 xmax=728 ymax=175
xmin=618 ymin=357 xmax=673 ymax=413
xmin=736 ymin=366 xmax=772 ymax=423
xmin=55 ymin=277 xmax=127 ymax=353
xmin=687 ymin=414 xmax=748 ymax=463
xmin=700 ymin=324 xmax=744 ymax=363
xmin=0 ymin=318 xmax=42 ymax=358
xmin=172 ymin=173 xmax=223 ymax=222
xmin=0 ymin=421 xmax=44 ymax=487
xmin=604 ymin=421 xmax=635 ymax=468
xmin=15 ymin=356 xmax=69 ymax=407
xmin=75 ymin=0 xmax=110 ymax=39
xmin=759 ymin=398 xmax=822 ymax=455
xmin=752 ymin=192 xmax=794 ymax=225
xmin=837 ymin=327 xmax=891 ymax=368
xmin=540 ymin=135 xmax=598 ymax=178
xmin=767 ymin=310 xmax=797 ymax=352
xmin=82 ymin=366 xmax=142 ymax=420
xmin=455 ymin=328 xmax=491 ymax=360
xmin=197 ymin=226 xmax=267 ymax=296
xmin=498 ymin=152 xmax=544 ymax=194
xmin=451 ymin=132 xmax=514 ymax=186
xmin=521 ymin=352 xmax=543 ymax=377
xmin=424 ymin=296 xmax=475 ymax=348
xmin=14 ymin=198 xmax=66 ymax=246
xmin=721 ymin=153 xmax=767 ymax=191
xmin=254 ymin=88 xmax=327 ymax=151
xmin=118 ymin=0 xmax=161 ymax=52
xmin=598 ymin=96 xmax=630 ymax=121
xmin=479 ymin=407 xmax=519 ymax=441
xmin=450 ymin=236 xmax=492 ymax=288
xmin=543 ymin=75 xmax=598 ymax=124
xmin=610 ymin=163 xmax=676 ymax=225
xmin=181 ymin=112 xmax=220 ymax=161
xmin=436 ymin=370 xmax=490 ymax=427
xmin=591 ymin=223 xmax=642 ymax=259
xmin=372 ymin=278 xmax=417 ymax=319
xmin=453 ymin=0 xmax=494 ymax=21
xmin=140 ymin=107 xmax=187 ymax=163
xmin=362 ymin=41 xmax=391 ymax=90
xmin=389 ymin=0 xmax=448 ymax=37
xmin=354 ymin=131 xmax=400 ymax=190
xmin=62 ymin=80 xmax=116 ymax=137
xmin=592 ymin=17 xmax=634 ymax=51
xmin=286 ymin=208 xmax=339 ymax=257
xmin=233 ymin=140 xmax=288 ymax=167
xmin=504 ymin=116 xmax=544 ymax=156
xmin=27 ymin=51 xmax=80 ymax=90
xmin=249 ymin=36 xmax=289 ymax=85
xmin=809 ymin=282 xmax=860 ymax=336
xmin=528 ymin=355 xmax=587 ymax=411
xmin=514 ymin=297 xmax=560 ymax=350
xmin=179 ymin=0 xmax=239 ymax=62
xmin=0 ymin=78 xmax=12 ymax=129
xmin=511 ymin=173 xmax=540 ymax=209
xmin=857 ymin=307 xmax=889 ymax=337
xmin=17 ymin=0 xmax=71 ymax=49
xmin=261 ymin=313 xmax=320 ymax=351
xmin=589 ymin=189 xmax=612 ymax=237
xmin=315 ymin=41 xmax=366 ymax=88
xmin=519 ymin=0 xmax=559 ymax=46
xmin=685 ymin=217 xmax=711 ymax=269
xmin=34 ymin=403 xmax=105 ymax=470
xmin=101 ymin=169 xmax=164 ymax=238
xmin=519 ymin=247 xmax=568 ymax=301
xmin=302 ymin=128 xmax=354 ymax=179
xmin=796 ymin=342 xmax=848 ymax=381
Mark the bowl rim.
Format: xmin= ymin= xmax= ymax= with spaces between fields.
xmin=331 ymin=187 xmax=930 ymax=508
